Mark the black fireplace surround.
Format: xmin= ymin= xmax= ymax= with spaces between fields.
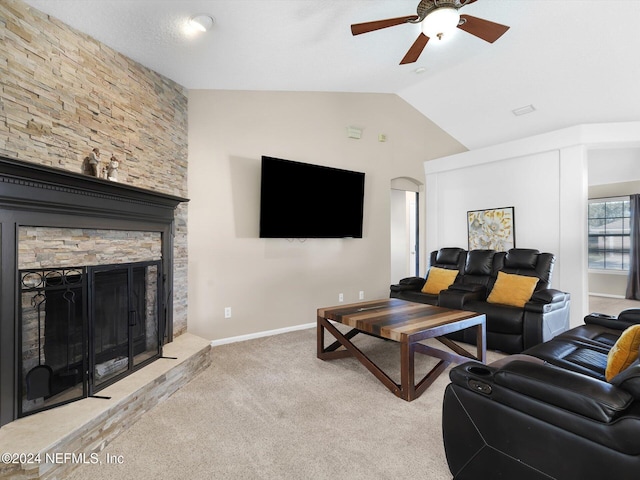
xmin=0 ymin=155 xmax=188 ymax=428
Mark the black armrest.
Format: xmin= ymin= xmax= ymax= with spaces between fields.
xmin=439 ymin=287 xmax=486 ymax=310
xmin=493 ymin=361 xmax=633 ymax=423
xmin=447 ymin=283 xmax=486 ymax=294
xmin=529 ymin=288 xmax=566 ymax=304
xmin=524 ymin=289 xmax=569 ymax=313
xmin=390 ymin=276 xmax=425 ymax=292
xmin=390 ymin=283 xmax=421 ymax=292
xmin=585 ymin=309 xmax=640 ymax=330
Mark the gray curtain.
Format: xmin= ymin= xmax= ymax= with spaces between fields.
xmin=627 ymin=194 xmax=640 ymax=299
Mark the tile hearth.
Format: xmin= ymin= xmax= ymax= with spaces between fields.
xmin=0 ymin=333 xmax=211 ymax=480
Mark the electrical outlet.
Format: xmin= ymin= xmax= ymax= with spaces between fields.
xmin=224 ymin=307 xmax=232 ymax=318
xmin=338 ymin=293 xmax=344 ymax=302
xmin=359 ymin=291 xmax=365 ymax=300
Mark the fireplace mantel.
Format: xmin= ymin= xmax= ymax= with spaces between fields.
xmin=0 ymin=155 xmax=188 ymax=221
xmin=0 ymin=155 xmax=189 ymax=428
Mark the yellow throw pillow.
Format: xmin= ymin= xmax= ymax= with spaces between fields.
xmin=421 ymin=267 xmax=458 ymax=295
xmin=487 ymin=271 xmax=539 ymax=308
xmin=605 ymin=325 xmax=640 ymax=381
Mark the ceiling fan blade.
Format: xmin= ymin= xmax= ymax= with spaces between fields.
xmin=400 ymin=33 xmax=429 ymax=65
xmin=457 ymin=14 xmax=510 ymax=43
xmin=351 ymin=15 xmax=418 ymax=36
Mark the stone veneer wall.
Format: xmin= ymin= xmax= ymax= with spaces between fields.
xmin=18 ymin=228 xmax=162 ymax=269
xmin=0 ymin=1 xmax=189 ymax=335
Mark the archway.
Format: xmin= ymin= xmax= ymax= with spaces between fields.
xmin=390 ymin=177 xmax=423 ymax=284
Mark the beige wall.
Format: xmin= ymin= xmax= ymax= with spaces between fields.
xmin=188 ymin=90 xmax=465 ymax=340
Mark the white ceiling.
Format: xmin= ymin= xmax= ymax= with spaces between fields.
xmin=22 ymin=0 xmax=640 ymax=149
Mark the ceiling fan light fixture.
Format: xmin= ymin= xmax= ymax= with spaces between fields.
xmin=189 ymin=14 xmax=214 ymax=32
xmin=421 ymin=7 xmax=460 ymax=40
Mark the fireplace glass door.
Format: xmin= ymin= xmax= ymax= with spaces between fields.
xmin=88 ymin=261 xmax=162 ymax=393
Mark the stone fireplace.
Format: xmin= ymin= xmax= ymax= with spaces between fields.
xmin=0 ymin=155 xmax=188 ymax=428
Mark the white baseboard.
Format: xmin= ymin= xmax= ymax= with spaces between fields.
xmin=210 ymin=322 xmax=316 ymax=347
xmin=588 ymin=293 xmax=626 ymax=299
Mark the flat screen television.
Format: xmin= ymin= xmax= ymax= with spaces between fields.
xmin=259 ymin=156 xmax=365 ymax=238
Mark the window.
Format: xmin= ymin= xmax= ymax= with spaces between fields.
xmin=588 ymin=197 xmax=631 ymax=270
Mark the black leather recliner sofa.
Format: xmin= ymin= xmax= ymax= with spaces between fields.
xmin=390 ymin=248 xmax=571 ymax=353
xmin=442 ymin=309 xmax=640 ymax=479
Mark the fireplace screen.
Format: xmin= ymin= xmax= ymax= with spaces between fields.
xmin=18 ymin=260 xmax=162 ymax=417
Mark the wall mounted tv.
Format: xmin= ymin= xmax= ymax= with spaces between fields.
xmin=259 ymin=156 xmax=365 ymax=238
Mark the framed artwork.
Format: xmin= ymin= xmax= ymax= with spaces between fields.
xmin=467 ymin=206 xmax=515 ymax=251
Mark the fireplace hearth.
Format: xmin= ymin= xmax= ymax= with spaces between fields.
xmin=0 ymin=155 xmax=188 ymax=428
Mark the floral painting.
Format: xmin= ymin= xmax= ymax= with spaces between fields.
xmin=467 ymin=207 xmax=515 ymax=251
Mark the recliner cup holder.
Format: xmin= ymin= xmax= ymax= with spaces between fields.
xmin=467 ymin=365 xmax=492 ymax=376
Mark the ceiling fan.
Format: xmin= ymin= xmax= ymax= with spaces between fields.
xmin=351 ymin=0 xmax=510 ymax=65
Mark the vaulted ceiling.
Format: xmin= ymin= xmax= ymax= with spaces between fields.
xmin=22 ymin=0 xmax=640 ymax=149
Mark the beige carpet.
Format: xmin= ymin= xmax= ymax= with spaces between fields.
xmin=67 ymin=326 xmax=504 ymax=480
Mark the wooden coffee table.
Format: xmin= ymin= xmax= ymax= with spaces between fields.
xmin=317 ymin=298 xmax=486 ymax=401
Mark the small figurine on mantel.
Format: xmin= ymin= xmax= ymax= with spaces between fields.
xmin=88 ymin=148 xmax=101 ymax=177
xmin=107 ymin=155 xmax=119 ymax=182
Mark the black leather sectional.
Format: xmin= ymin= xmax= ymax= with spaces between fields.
xmin=442 ymin=309 xmax=640 ymax=479
xmin=390 ymin=248 xmax=571 ymax=353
